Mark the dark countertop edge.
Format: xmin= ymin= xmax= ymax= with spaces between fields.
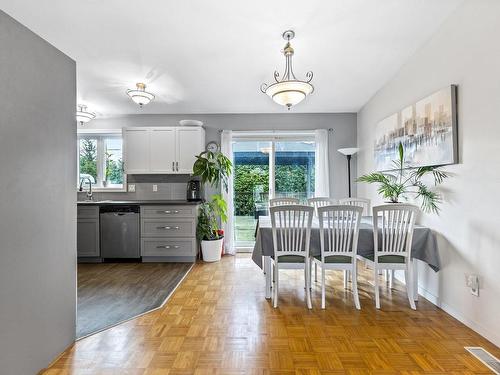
xmin=77 ymin=200 xmax=202 ymax=206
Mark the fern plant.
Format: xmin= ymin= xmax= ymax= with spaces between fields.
xmin=357 ymin=143 xmax=450 ymax=213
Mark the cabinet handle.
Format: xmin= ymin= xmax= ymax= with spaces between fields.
xmin=172 ymin=161 xmax=175 ymax=171
xmin=156 ymin=210 xmax=180 ymax=214
xmin=156 ymin=226 xmax=180 ymax=230
xmin=156 ymin=245 xmax=180 ymax=249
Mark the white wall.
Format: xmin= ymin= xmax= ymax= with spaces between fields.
xmin=85 ymin=113 xmax=357 ymax=199
xmin=0 ymin=10 xmax=77 ymax=373
xmin=357 ymin=0 xmax=500 ymax=346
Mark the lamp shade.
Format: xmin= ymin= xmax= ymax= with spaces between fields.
xmin=76 ymin=105 xmax=95 ymax=124
xmin=264 ymin=81 xmax=314 ymax=108
xmin=126 ymin=83 xmax=155 ymax=107
xmin=337 ymin=147 xmax=359 ymax=156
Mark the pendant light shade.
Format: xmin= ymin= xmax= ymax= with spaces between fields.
xmin=126 ymin=82 xmax=155 ymax=107
xmin=76 ymin=105 xmax=95 ymax=125
xmin=261 ymin=30 xmax=314 ymax=110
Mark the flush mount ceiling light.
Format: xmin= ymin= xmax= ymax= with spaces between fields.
xmin=126 ymin=82 xmax=155 ymax=108
xmin=260 ymin=30 xmax=314 ymax=110
xmin=76 ymin=105 xmax=95 ymax=125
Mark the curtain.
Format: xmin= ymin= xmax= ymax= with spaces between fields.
xmin=220 ymin=130 xmax=236 ymax=255
xmin=314 ymin=129 xmax=330 ymax=197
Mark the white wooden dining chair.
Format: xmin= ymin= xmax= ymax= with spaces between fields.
xmin=307 ymin=197 xmax=337 ymax=216
xmin=358 ymin=204 xmax=418 ymax=310
xmin=338 ymin=197 xmax=371 ymax=216
xmin=270 ymin=204 xmax=314 ymax=309
xmin=269 ymin=197 xmax=300 ymax=207
xmin=313 ymin=205 xmax=363 ymax=309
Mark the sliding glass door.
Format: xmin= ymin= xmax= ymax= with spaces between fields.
xmin=232 ymin=134 xmax=316 ymax=249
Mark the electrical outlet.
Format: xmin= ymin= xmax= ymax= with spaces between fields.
xmin=128 ymin=184 xmax=136 ymax=192
xmin=465 ymin=274 xmax=480 ymax=296
xmin=152 ymin=184 xmax=158 ymax=192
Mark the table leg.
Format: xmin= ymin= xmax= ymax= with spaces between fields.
xmin=264 ymin=256 xmax=272 ymax=299
xmin=412 ymin=259 xmax=419 ymax=301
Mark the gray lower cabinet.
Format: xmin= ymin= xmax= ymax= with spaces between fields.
xmin=140 ymin=205 xmax=198 ymax=262
xmin=77 ymin=206 xmax=100 ymax=260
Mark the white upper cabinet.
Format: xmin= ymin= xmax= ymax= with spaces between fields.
xmin=123 ymin=128 xmax=150 ymax=174
xmin=124 ymin=126 xmax=205 ymax=174
xmin=177 ymin=127 xmax=204 ymax=174
xmin=150 ymin=128 xmax=176 ymax=173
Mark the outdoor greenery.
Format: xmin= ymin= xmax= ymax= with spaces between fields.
xmin=233 ymin=164 xmax=314 ymax=216
xmin=79 ymin=139 xmax=123 ymax=185
xmin=196 ymin=194 xmax=228 ymax=241
xmin=357 ymin=142 xmax=450 ymax=213
xmin=79 ymin=139 xmax=97 ymax=182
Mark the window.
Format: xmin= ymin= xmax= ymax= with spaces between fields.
xmin=232 ymin=132 xmax=316 ymax=248
xmin=78 ymin=132 xmax=125 ymax=190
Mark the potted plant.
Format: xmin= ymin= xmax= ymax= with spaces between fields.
xmin=197 ymin=194 xmax=228 ymax=262
xmin=192 ymin=150 xmax=232 ymax=261
xmin=357 ymin=142 xmax=450 ymax=213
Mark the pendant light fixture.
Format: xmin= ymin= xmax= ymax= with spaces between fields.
xmin=260 ymin=30 xmax=314 ymax=110
xmin=76 ymin=104 xmax=96 ymax=125
xmin=126 ymin=82 xmax=155 ymax=108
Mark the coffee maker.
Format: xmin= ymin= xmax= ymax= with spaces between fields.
xmin=186 ymin=179 xmax=203 ymax=201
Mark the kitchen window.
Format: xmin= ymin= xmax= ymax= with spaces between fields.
xmin=77 ymin=130 xmax=125 ymax=191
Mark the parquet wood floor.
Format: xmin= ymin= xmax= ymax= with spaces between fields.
xmin=42 ymin=254 xmax=499 ymax=374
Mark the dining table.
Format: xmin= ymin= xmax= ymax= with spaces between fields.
xmin=252 ymin=216 xmax=440 ymax=300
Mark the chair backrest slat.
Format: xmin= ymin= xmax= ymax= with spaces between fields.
xmin=339 ymin=197 xmax=371 ymax=216
xmin=318 ymin=205 xmax=362 ymax=259
xmin=307 ymin=197 xmax=337 ymax=215
xmin=270 ymin=205 xmax=313 ymax=258
xmin=269 ymin=197 xmax=300 ymax=207
xmin=373 ymin=204 xmax=418 ymax=261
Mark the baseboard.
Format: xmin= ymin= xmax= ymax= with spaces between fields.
xmin=395 ymin=273 xmax=500 ymax=347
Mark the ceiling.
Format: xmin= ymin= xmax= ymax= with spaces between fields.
xmin=1 ymin=0 xmax=463 ymax=116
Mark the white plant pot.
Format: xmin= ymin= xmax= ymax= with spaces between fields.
xmin=201 ymin=238 xmax=223 ymax=262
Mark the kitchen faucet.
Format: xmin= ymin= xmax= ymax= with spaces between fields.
xmin=79 ymin=177 xmax=93 ymax=201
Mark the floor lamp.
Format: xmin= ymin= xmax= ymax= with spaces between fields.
xmin=338 ymin=148 xmax=359 ymax=198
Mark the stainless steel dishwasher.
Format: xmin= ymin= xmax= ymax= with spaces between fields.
xmin=100 ymin=205 xmax=140 ymax=259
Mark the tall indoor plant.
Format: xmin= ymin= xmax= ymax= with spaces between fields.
xmin=192 ymin=150 xmax=232 ymax=261
xmin=357 ymin=143 xmax=450 ymax=213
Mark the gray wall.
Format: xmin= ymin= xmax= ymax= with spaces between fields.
xmin=0 ymin=11 xmax=77 ymax=373
xmin=82 ymin=113 xmax=357 ymax=198
xmin=357 ymin=0 xmax=500 ymax=346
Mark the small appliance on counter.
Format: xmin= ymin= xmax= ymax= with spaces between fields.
xmin=187 ymin=179 xmax=203 ymax=201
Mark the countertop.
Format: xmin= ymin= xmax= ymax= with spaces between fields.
xmin=77 ymin=200 xmax=201 ymax=206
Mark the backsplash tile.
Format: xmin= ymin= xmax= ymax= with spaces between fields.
xmin=77 ymin=182 xmax=189 ymax=201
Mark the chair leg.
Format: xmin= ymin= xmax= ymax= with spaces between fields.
xmin=273 ymin=264 xmax=279 ymax=308
xmin=343 ymin=270 xmax=348 ymax=289
xmin=374 ymin=267 xmax=380 ymax=309
xmin=405 ymin=267 xmax=416 ymax=310
xmin=352 ymin=264 xmax=361 ymax=310
xmin=305 ymin=260 xmax=312 ymax=309
xmin=321 ymin=265 xmax=326 ymax=309
xmin=389 ymin=270 xmax=394 ymax=289
xmin=314 ymin=262 xmax=318 ymax=282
